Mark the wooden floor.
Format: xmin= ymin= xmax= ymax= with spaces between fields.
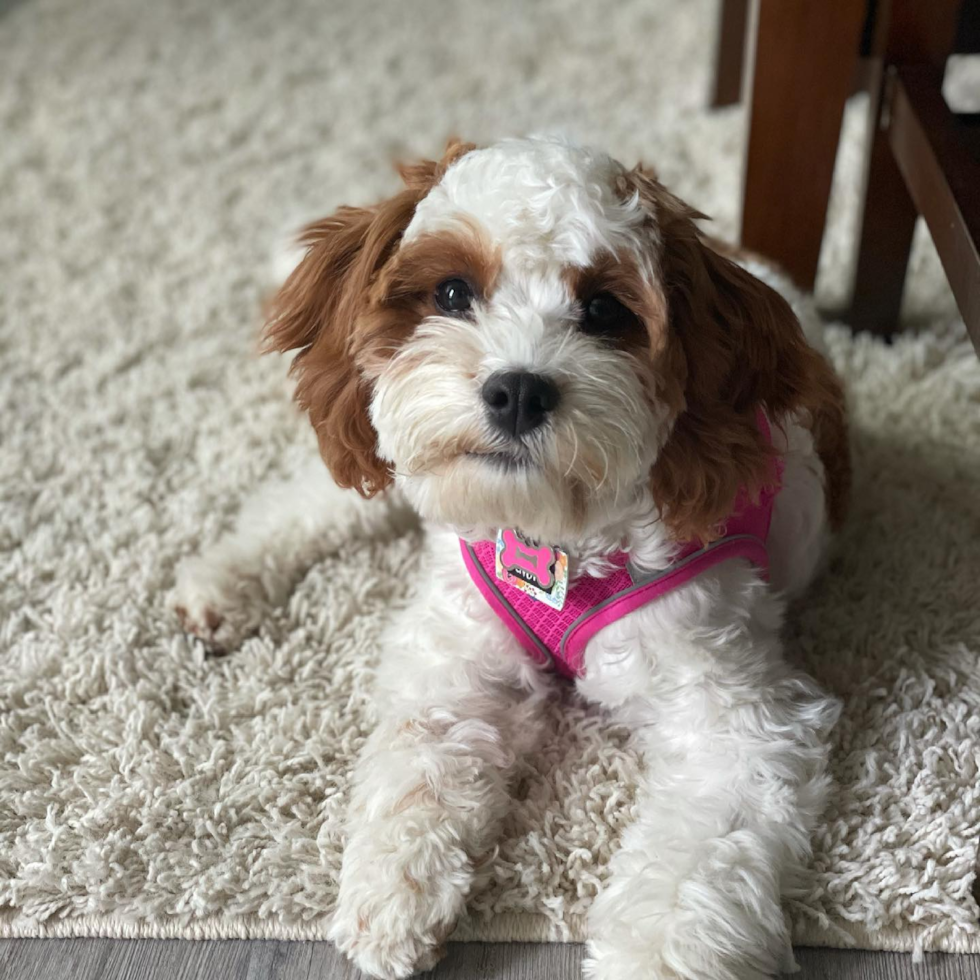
xmin=2 ymin=939 xmax=979 ymax=979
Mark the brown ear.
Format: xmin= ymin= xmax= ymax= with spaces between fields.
xmin=263 ymin=140 xmax=476 ymax=495
xmin=623 ymin=167 xmax=850 ymax=542
xmin=263 ymin=194 xmax=419 ymax=495
xmin=397 ymin=137 xmax=476 ymax=191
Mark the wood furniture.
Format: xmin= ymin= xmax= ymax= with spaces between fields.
xmin=714 ymin=0 xmax=980 ymax=352
xmin=710 ymin=0 xmax=750 ymax=107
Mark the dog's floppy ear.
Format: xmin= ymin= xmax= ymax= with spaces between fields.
xmin=621 ymin=166 xmax=849 ymax=542
xmin=263 ymin=139 xmax=477 ymax=496
xmin=263 ymin=194 xmax=420 ymax=495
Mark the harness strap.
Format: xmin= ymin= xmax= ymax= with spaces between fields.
xmin=460 ymin=533 xmax=770 ymax=678
xmin=460 ymin=539 xmax=554 ymax=669
xmin=558 ymin=534 xmax=770 ymax=675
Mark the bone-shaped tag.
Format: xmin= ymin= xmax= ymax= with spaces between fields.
xmin=494 ymin=529 xmax=569 ymax=610
xmin=499 ymin=528 xmax=555 ymax=589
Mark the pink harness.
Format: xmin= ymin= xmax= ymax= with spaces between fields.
xmin=460 ymin=416 xmax=783 ymax=679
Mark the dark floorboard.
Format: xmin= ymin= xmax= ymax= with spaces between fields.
xmin=3 ymin=939 xmax=980 ymax=980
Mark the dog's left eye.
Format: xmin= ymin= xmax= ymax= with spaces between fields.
xmin=581 ymin=292 xmax=641 ymax=337
xmin=434 ymin=278 xmax=474 ymax=315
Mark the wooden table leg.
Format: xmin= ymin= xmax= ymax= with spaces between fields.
xmin=740 ymin=0 xmax=867 ymax=291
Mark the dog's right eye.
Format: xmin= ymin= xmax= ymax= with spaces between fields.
xmin=434 ymin=278 xmax=474 ymax=315
xmin=582 ymin=292 xmax=641 ymax=338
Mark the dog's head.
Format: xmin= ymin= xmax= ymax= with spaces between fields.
xmin=265 ymin=137 xmax=843 ymax=544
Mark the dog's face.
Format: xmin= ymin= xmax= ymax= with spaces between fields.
xmin=367 ymin=140 xmax=676 ymax=543
xmin=266 ymin=137 xmax=842 ymax=544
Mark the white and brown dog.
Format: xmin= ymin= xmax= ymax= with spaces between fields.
xmin=173 ymin=136 xmax=850 ymax=980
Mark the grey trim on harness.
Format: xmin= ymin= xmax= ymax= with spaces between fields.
xmin=558 ymin=533 xmax=768 ymax=662
xmin=462 ymin=542 xmax=555 ymax=669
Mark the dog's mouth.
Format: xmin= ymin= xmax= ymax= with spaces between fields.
xmin=464 ymin=449 xmax=534 ymax=472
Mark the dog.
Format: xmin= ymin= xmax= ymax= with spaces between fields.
xmin=173 ymin=136 xmax=849 ymax=980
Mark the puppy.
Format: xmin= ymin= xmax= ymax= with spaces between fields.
xmin=174 ymin=136 xmax=849 ymax=980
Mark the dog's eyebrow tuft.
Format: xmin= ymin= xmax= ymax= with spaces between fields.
xmin=376 ymin=222 xmax=502 ymax=305
xmin=562 ymin=253 xmax=668 ymax=356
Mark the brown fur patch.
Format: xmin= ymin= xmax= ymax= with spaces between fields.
xmin=356 ymin=222 xmax=501 ymax=378
xmin=564 ymin=252 xmax=686 ymax=424
xmin=397 ymin=137 xmax=476 ymax=192
xmin=261 ymin=140 xmax=478 ymax=495
xmin=563 ymin=252 xmax=670 ymax=357
xmin=702 ymin=236 xmax=769 ymax=268
xmin=618 ymin=166 xmax=851 ymax=541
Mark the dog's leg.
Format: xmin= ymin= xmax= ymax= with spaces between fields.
xmin=171 ymin=457 xmax=415 ymax=651
xmin=579 ymin=564 xmax=839 ymax=980
xmin=330 ymin=533 xmax=550 ymax=979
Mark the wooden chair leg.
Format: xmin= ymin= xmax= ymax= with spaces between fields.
xmin=844 ymin=0 xmax=964 ymax=336
xmin=845 ymin=67 xmax=918 ymax=336
xmin=711 ymin=0 xmax=750 ymax=107
xmin=740 ymin=0 xmax=867 ymax=291
xmin=887 ymin=68 xmax=980 ymax=349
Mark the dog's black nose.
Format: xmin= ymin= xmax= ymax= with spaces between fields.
xmin=481 ymin=371 xmax=560 ymax=437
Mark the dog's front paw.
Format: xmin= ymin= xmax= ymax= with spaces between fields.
xmin=170 ymin=554 xmax=270 ymax=653
xmin=328 ymin=828 xmax=467 ymax=979
xmin=330 ymin=913 xmax=447 ymax=980
xmin=583 ymin=937 xmax=676 ymax=980
xmin=583 ymin=848 xmax=792 ymax=980
xmin=329 ymin=893 xmax=450 ymax=980
xmin=584 ymin=935 xmax=791 ymax=980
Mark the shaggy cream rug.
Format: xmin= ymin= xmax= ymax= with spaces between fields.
xmin=2 ymin=0 xmax=979 ymax=959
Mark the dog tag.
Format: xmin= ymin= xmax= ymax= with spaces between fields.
xmin=495 ymin=528 xmax=569 ymax=610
